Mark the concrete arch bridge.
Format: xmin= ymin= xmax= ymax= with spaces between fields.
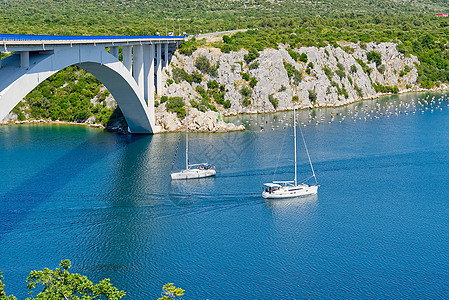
xmin=0 ymin=34 xmax=184 ymax=134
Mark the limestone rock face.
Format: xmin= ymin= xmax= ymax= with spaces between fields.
xmin=164 ymin=42 xmax=420 ymax=120
xmin=155 ymin=106 xmax=244 ymax=133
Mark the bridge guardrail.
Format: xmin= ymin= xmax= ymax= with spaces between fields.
xmin=0 ymin=34 xmax=185 ymax=42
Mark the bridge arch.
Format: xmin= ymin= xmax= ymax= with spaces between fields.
xmin=0 ymin=45 xmax=155 ymax=133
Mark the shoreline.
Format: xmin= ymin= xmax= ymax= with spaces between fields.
xmin=221 ymin=86 xmax=449 ymax=116
xmin=2 ymin=88 xmax=448 ymax=134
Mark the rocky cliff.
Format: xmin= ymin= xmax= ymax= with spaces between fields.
xmin=157 ymin=42 xmax=421 ymax=130
xmin=2 ymin=42 xmax=427 ymax=133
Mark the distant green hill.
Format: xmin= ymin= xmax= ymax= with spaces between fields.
xmin=0 ymin=0 xmax=448 ymax=36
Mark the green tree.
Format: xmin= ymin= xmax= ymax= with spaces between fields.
xmin=268 ymin=94 xmax=278 ymax=109
xmin=195 ymin=55 xmax=211 ymax=73
xmin=308 ymin=90 xmax=317 ymax=104
xmin=367 ymin=51 xmax=382 ymax=66
xmin=0 ymin=271 xmax=17 ymax=300
xmin=299 ymin=53 xmax=308 ymax=63
xmin=166 ymin=97 xmax=186 ymax=118
xmin=244 ymin=48 xmax=260 ymax=64
xmin=157 ymin=283 xmax=184 ymax=300
xmin=8 ymin=260 xmax=126 ymax=300
xmin=249 ymin=77 xmax=258 ymax=88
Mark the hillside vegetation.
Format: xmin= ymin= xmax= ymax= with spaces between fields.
xmin=1 ymin=0 xmax=449 ymax=126
xmin=0 ymin=0 xmax=448 ymax=36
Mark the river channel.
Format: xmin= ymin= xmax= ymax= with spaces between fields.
xmin=1 ymin=92 xmax=449 ymax=299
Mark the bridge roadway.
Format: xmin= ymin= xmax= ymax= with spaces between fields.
xmin=0 ymin=34 xmax=185 ymax=134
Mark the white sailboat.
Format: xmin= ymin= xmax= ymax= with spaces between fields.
xmin=262 ymin=104 xmax=318 ymax=198
xmin=171 ymin=109 xmax=216 ymax=180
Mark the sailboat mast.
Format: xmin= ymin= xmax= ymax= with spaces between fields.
xmin=186 ymin=108 xmax=189 ymax=170
xmin=294 ymin=104 xmax=297 ymax=186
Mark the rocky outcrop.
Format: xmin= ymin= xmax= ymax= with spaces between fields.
xmin=1 ymin=42 xmax=425 ymax=134
xmin=162 ymin=42 xmax=420 ymax=117
xmin=155 ymin=105 xmax=245 ymax=132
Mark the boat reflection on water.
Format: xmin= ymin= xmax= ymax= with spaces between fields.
xmin=264 ymin=193 xmax=318 ymax=210
xmin=168 ymin=176 xmax=217 ymax=207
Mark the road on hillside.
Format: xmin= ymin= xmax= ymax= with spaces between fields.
xmin=187 ymin=28 xmax=250 ymax=40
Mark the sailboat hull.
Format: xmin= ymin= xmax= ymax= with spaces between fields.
xmin=171 ymin=169 xmax=216 ymax=180
xmin=262 ymin=184 xmax=318 ymax=199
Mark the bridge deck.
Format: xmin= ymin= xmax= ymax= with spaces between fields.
xmin=0 ymin=34 xmax=185 ymax=51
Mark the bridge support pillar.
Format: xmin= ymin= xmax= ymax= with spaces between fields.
xmin=20 ymin=51 xmax=29 ymax=69
xmin=156 ymin=43 xmax=162 ymax=95
xmin=164 ymin=43 xmax=169 ymax=67
xmin=133 ymin=45 xmax=144 ymax=97
xmin=123 ymin=45 xmax=132 ymax=72
xmin=110 ymin=46 xmax=119 ymax=59
xmin=144 ymin=44 xmax=155 ymax=124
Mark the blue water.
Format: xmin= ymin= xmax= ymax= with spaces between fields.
xmin=1 ymin=92 xmax=449 ymax=299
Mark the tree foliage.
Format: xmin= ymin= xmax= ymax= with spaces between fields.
xmin=166 ymin=97 xmax=186 ymax=118
xmin=0 ymin=260 xmax=125 ymax=300
xmin=157 ymin=283 xmax=184 ymax=300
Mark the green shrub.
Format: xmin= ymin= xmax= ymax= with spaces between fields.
xmin=354 ymin=84 xmax=363 ymax=97
xmin=196 ymin=85 xmax=207 ymax=98
xmin=172 ymin=67 xmax=190 ymax=83
xmin=249 ymin=61 xmax=260 ymax=70
xmin=240 ymin=86 xmax=252 ymax=97
xmin=283 ymin=60 xmax=302 ymax=84
xmin=179 ymin=38 xmax=198 ymax=56
xmin=308 ymin=90 xmax=317 ymax=104
xmin=292 ymin=95 xmax=299 ymax=102
xmin=242 ymin=72 xmax=250 ymax=81
xmin=400 ymin=65 xmax=411 ymax=76
xmin=249 ymin=77 xmax=258 ymax=88
xmin=367 ymin=51 xmax=382 ymax=66
xmin=373 ymin=83 xmax=399 ymax=93
xmin=343 ymin=46 xmax=354 ymax=54
xmin=242 ymin=97 xmax=251 ymax=107
xmin=220 ymin=44 xmax=231 ymax=53
xmin=355 ymin=58 xmax=372 ymax=75
xmin=299 ymin=53 xmax=308 ymax=63
xmin=377 ymin=64 xmax=386 ymax=74
xmin=288 ymin=49 xmax=298 ymax=61
xmin=166 ymin=97 xmax=186 ymax=118
xmin=209 ymin=64 xmax=219 ymax=77
xmin=244 ymin=48 xmax=260 ymax=64
xmin=323 ymin=67 xmax=333 ymax=80
xmin=195 ymin=55 xmax=211 ymax=73
xmin=191 ymin=71 xmax=203 ymax=83
xmin=190 ymin=99 xmax=200 ymax=110
xmin=350 ymin=64 xmax=358 ymax=73
xmin=336 ymin=69 xmax=346 ymax=79
xmin=222 ymin=35 xmax=232 ymax=44
xmin=207 ymin=80 xmax=219 ymax=89
xmin=269 ymin=94 xmax=278 ymax=109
